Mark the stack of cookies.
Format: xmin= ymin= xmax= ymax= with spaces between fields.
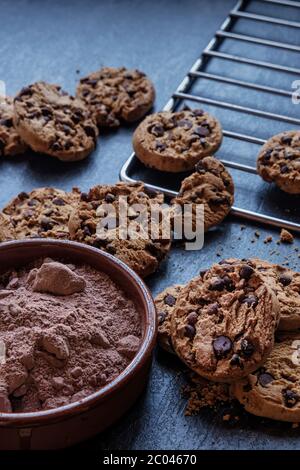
xmin=155 ymin=258 xmax=300 ymax=423
xmin=0 ymin=67 xmax=155 ymax=161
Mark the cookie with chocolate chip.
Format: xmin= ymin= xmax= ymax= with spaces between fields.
xmin=68 ymin=182 xmax=171 ymax=278
xmin=2 ymin=187 xmax=81 ymax=240
xmin=249 ymin=259 xmax=300 ymax=331
xmin=155 ymin=284 xmax=184 ymax=353
xmin=171 ymin=157 xmax=234 ymax=232
xmin=133 ymin=109 xmax=223 ymax=172
xmin=231 ymin=333 xmax=300 ymax=422
xmin=0 ymin=97 xmax=28 ymax=157
xmin=77 ymin=67 xmax=155 ymax=128
xmin=13 ymin=82 xmax=98 ymax=162
xmin=257 ymin=131 xmax=300 ymax=194
xmin=170 ymin=261 xmax=280 ymax=382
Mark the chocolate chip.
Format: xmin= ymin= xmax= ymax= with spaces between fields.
xmin=241 ymin=339 xmax=255 ymax=357
xmin=193 ymin=109 xmax=204 ymax=117
xmin=0 ymin=118 xmax=13 ymax=127
xmin=80 ymin=192 xmax=90 ymax=202
xmin=230 ymin=353 xmax=243 ymax=368
xmin=239 ymin=265 xmax=254 ymax=280
xmin=177 ymin=119 xmax=193 ymax=129
xmin=41 ymin=107 xmax=52 ymax=117
xmin=185 ymin=324 xmax=196 ymax=339
xmin=18 ymin=192 xmax=29 ymax=200
xmin=27 ymin=199 xmax=38 ymax=207
xmin=52 ymin=198 xmax=66 ymax=206
xmin=155 ymin=141 xmax=167 ymax=152
xmin=158 ymin=311 xmax=166 ymax=325
xmin=258 ymin=372 xmax=274 ymax=387
xmin=280 ymin=164 xmax=290 ymax=174
xmin=207 ymin=303 xmax=219 ymax=315
xmin=241 ymin=295 xmax=258 ymax=307
xmin=282 ymin=389 xmax=299 ymax=408
xmin=209 ymin=277 xmax=225 ymax=291
xmin=18 ymin=86 xmax=33 ymax=98
xmin=105 ymin=193 xmax=115 ymax=203
xmin=164 ymin=294 xmax=176 ymax=307
xmin=187 ymin=312 xmax=198 ymax=325
xmin=213 ymin=336 xmax=232 ymax=359
xmin=262 ymin=149 xmax=272 ymax=164
xmin=193 ymin=126 xmax=209 ymax=137
xmin=222 ymin=276 xmax=235 ymax=292
xmin=40 ymin=217 xmax=54 ymax=231
xmin=195 ymin=161 xmax=206 ymax=173
xmin=84 ymin=125 xmax=97 ymax=139
xmin=83 ymin=225 xmax=92 ymax=236
xmin=150 ymin=124 xmax=164 ymax=137
xmin=50 ymin=141 xmax=63 ymax=152
xmin=278 ymin=273 xmax=292 ymax=286
xmin=281 ymin=136 xmax=292 ymax=145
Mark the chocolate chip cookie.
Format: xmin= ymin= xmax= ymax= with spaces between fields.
xmin=171 ymin=157 xmax=234 ymax=232
xmin=155 ymin=284 xmax=184 ymax=353
xmin=250 ymin=259 xmax=300 ymax=331
xmin=68 ymin=182 xmax=171 ymax=278
xmin=0 ymin=96 xmax=28 ymax=157
xmin=132 ymin=109 xmax=223 ymax=172
xmin=257 ymin=131 xmax=300 ymax=194
xmin=13 ymin=82 xmax=98 ymax=161
xmin=231 ymin=333 xmax=300 ymax=422
xmin=171 ymin=261 xmax=280 ymax=382
xmin=77 ymin=67 xmax=155 ymax=128
xmin=2 ymin=187 xmax=81 ymax=240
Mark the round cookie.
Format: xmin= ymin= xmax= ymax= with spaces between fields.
xmin=170 ymin=261 xmax=280 ymax=382
xmin=155 ymin=284 xmax=184 ymax=353
xmin=257 ymin=131 xmax=300 ymax=194
xmin=171 ymin=156 xmax=234 ymax=232
xmin=77 ymin=67 xmax=155 ymax=128
xmin=0 ymin=96 xmax=28 ymax=157
xmin=231 ymin=334 xmax=300 ymax=422
xmin=250 ymin=259 xmax=300 ymax=331
xmin=68 ymin=182 xmax=171 ymax=278
xmin=13 ymin=82 xmax=98 ymax=162
xmin=2 ymin=187 xmax=81 ymax=240
xmin=132 ymin=109 xmax=223 ymax=172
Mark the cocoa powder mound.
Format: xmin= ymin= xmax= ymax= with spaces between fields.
xmin=0 ymin=258 xmax=141 ymax=413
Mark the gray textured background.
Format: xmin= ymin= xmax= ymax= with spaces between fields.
xmin=0 ymin=0 xmax=300 ymax=450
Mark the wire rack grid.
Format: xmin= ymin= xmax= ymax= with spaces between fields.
xmin=120 ymin=0 xmax=300 ymax=234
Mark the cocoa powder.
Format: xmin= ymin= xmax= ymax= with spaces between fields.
xmin=0 ymin=258 xmax=141 ymax=412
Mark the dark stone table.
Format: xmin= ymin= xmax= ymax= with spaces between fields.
xmin=0 ymin=0 xmax=299 ymax=450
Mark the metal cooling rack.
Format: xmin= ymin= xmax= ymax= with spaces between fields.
xmin=120 ymin=0 xmax=300 ymax=234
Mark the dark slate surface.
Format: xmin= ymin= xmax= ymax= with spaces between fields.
xmin=0 ymin=0 xmax=300 ymax=450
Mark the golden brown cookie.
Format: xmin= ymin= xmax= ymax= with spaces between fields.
xmin=68 ymin=182 xmax=171 ymax=278
xmin=155 ymin=284 xmax=184 ymax=353
xmin=231 ymin=333 xmax=300 ymax=422
xmin=2 ymin=187 xmax=81 ymax=240
xmin=171 ymin=156 xmax=234 ymax=232
xmin=250 ymin=259 xmax=300 ymax=331
xmin=13 ymin=82 xmax=98 ymax=162
xmin=77 ymin=67 xmax=155 ymax=128
xmin=257 ymin=131 xmax=300 ymax=194
xmin=171 ymin=261 xmax=280 ymax=382
xmin=133 ymin=109 xmax=223 ymax=172
xmin=0 ymin=96 xmax=28 ymax=157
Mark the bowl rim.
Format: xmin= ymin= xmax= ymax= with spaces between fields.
xmin=0 ymin=239 xmax=157 ymax=426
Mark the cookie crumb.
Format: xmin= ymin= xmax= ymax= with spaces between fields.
xmin=264 ymin=236 xmax=273 ymax=244
xmin=183 ymin=374 xmax=230 ymax=416
xmin=254 ymin=231 xmax=260 ymax=238
xmin=280 ymin=229 xmax=294 ymax=244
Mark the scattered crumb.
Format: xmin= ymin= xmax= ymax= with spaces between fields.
xmin=280 ymin=229 xmax=294 ymax=244
xmin=264 ymin=236 xmax=273 ymax=244
xmin=222 ymin=414 xmax=231 ymax=422
xmin=240 ymin=225 xmax=246 ymax=231
xmin=254 ymin=231 xmax=260 ymax=238
xmin=183 ymin=373 xmax=231 ymax=416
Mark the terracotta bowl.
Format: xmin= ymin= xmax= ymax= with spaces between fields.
xmin=0 ymin=239 xmax=157 ymax=450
